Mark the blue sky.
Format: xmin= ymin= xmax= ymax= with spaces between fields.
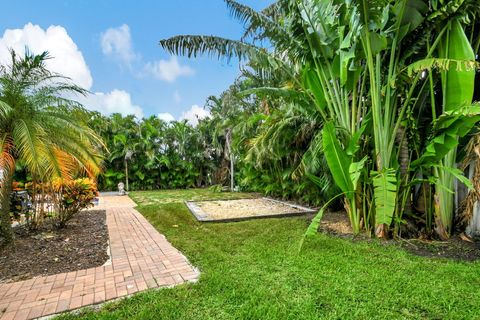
xmin=0 ymin=0 xmax=272 ymax=123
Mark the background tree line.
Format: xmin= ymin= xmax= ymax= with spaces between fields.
xmin=90 ymin=80 xmax=328 ymax=207
xmin=100 ymin=0 xmax=480 ymax=240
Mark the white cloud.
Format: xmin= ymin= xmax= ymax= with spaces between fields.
xmin=0 ymin=23 xmax=93 ymax=89
xmin=157 ymin=112 xmax=175 ymax=122
xmin=79 ymin=89 xmax=144 ymax=119
xmin=144 ymin=56 xmax=194 ymax=82
xmin=180 ymin=104 xmax=210 ymax=126
xmin=0 ymin=23 xmax=144 ymax=118
xmin=173 ymin=90 xmax=181 ymax=103
xmin=100 ymin=24 xmax=194 ymax=82
xmin=100 ymin=24 xmax=137 ymax=65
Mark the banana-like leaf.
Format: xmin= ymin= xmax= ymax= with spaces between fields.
xmin=412 ymin=106 xmax=480 ymax=167
xmin=322 ymin=121 xmax=352 ymax=194
xmin=305 ymin=207 xmax=325 ymax=237
xmin=434 ymin=106 xmax=480 ymax=134
xmin=349 ymin=156 xmax=368 ymax=189
xmin=439 ymin=19 xmax=475 ymax=112
xmin=369 ymin=32 xmax=388 ymax=55
xmin=303 ymin=68 xmax=327 ymax=111
xmin=372 ymin=168 xmax=397 ymax=227
xmin=393 ymin=0 xmax=428 ymax=34
xmin=298 ymin=206 xmax=325 ymax=253
xmin=298 ymin=191 xmax=347 ymax=252
xmin=406 ymin=58 xmax=479 ymax=77
xmin=346 ymin=116 xmax=370 ymax=156
xmin=433 ymin=165 xmax=473 ymax=190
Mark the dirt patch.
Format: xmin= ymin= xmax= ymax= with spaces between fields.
xmin=397 ymin=237 xmax=480 ymax=261
xmin=188 ymin=198 xmax=314 ymax=221
xmin=318 ymin=210 xmax=480 ymax=261
xmin=0 ymin=210 xmax=109 ymax=284
xmin=319 ymin=211 xmax=353 ymax=235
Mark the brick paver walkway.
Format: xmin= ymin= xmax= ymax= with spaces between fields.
xmin=0 ymin=195 xmax=199 ymax=320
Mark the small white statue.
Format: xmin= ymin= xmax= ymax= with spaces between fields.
xmin=118 ymin=182 xmax=126 ymax=195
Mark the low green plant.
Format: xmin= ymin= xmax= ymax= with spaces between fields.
xmin=51 ymin=178 xmax=98 ymax=228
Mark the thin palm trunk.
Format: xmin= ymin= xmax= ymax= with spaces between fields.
xmin=125 ymin=158 xmax=129 ymax=192
xmin=0 ymin=168 xmax=14 ymax=245
xmin=226 ymin=128 xmax=234 ymax=191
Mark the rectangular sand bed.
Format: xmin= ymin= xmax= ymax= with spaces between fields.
xmin=185 ymin=198 xmax=316 ymax=222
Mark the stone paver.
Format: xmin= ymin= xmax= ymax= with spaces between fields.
xmin=0 ymin=195 xmax=199 ymax=320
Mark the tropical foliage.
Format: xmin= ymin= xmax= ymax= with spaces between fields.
xmin=6 ymin=0 xmax=478 ymax=243
xmin=90 ymin=82 xmax=331 ymax=207
xmin=156 ymin=0 xmax=480 ymax=239
xmin=89 ymin=113 xmax=222 ymax=191
xmin=10 ymin=177 xmax=98 ymax=229
xmin=0 ymin=50 xmax=103 ymax=245
xmin=50 ymin=177 xmax=98 ymax=228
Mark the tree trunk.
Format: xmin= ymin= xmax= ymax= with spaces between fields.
xmin=225 ymin=129 xmax=234 ymax=191
xmin=434 ymin=193 xmax=449 ymax=240
xmin=0 ymin=170 xmax=14 ymax=246
xmin=125 ymin=158 xmax=129 ymax=192
xmin=397 ymin=125 xmax=412 ymax=215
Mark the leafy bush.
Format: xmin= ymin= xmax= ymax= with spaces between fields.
xmin=8 ymin=178 xmax=98 ymax=230
xmin=51 ymin=178 xmax=98 ymax=228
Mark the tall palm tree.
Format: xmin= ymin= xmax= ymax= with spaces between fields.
xmin=0 ymin=50 xmax=104 ymax=245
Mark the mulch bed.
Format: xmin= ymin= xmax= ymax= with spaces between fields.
xmin=319 ymin=210 xmax=480 ymax=261
xmin=398 ymin=237 xmax=480 ymax=261
xmin=0 ymin=210 xmax=109 ymax=284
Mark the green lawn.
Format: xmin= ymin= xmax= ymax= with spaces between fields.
xmin=59 ymin=189 xmax=480 ymax=319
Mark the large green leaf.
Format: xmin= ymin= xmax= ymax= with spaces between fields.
xmin=368 ymin=32 xmax=387 ymax=55
xmin=439 ymin=19 xmax=475 ymax=112
xmin=433 ymin=165 xmax=473 ymax=190
xmin=349 ymin=156 xmax=368 ymax=189
xmin=412 ymin=106 xmax=480 ymax=167
xmin=322 ymin=121 xmax=352 ymax=194
xmin=303 ymin=68 xmax=327 ymax=112
xmin=305 ymin=207 xmax=325 ymax=238
xmin=372 ymin=168 xmax=397 ymax=227
xmin=406 ymin=58 xmax=479 ymax=77
xmin=393 ymin=0 xmax=428 ymax=34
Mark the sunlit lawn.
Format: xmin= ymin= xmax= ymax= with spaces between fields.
xmin=59 ymin=189 xmax=480 ymax=320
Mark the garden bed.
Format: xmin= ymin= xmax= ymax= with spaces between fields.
xmin=397 ymin=237 xmax=480 ymax=261
xmin=185 ymin=197 xmax=316 ymax=222
xmin=319 ymin=211 xmax=480 ymax=261
xmin=0 ymin=210 xmax=109 ymax=284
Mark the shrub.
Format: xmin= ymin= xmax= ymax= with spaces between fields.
xmin=9 ymin=178 xmax=98 ymax=230
xmin=51 ymin=178 xmax=98 ymax=228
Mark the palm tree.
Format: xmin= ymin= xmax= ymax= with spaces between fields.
xmin=0 ymin=50 xmax=103 ymax=245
